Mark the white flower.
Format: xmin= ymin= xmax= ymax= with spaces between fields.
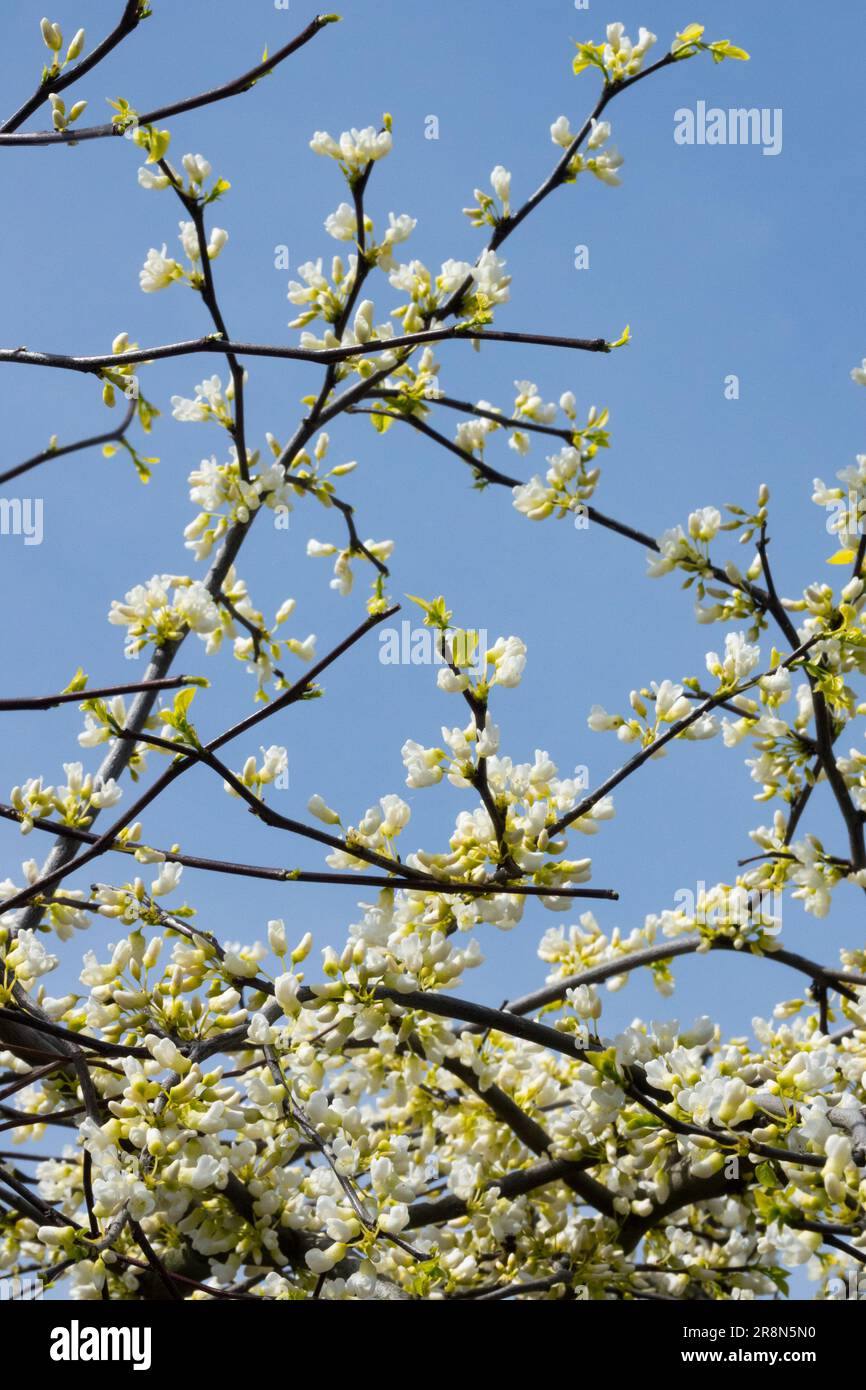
xmin=305 ymin=1242 xmax=346 ymax=1274
xmin=798 ymin=1102 xmax=833 ymax=1146
xmin=437 ymin=258 xmax=473 ymax=294
xmin=352 ymin=298 xmax=375 ymax=343
xmin=139 ymin=244 xmax=183 ymax=292
xmin=706 ymin=632 xmax=761 ymax=686
xmin=182 ymin=153 xmax=212 ymax=185
xmin=377 ymin=212 xmax=417 ymax=270
xmin=378 ymin=1203 xmax=410 ymax=1233
xmin=247 ymin=1011 xmax=274 ymax=1044
xmin=92 ymin=1169 xmax=154 ymax=1222
xmin=490 ymin=164 xmax=511 ymax=213
xmin=207 ymin=227 xmax=228 ymax=260
xmin=401 ymin=740 xmax=444 ymax=788
xmin=151 ymin=861 xmax=183 ymax=898
xmin=513 ymin=380 xmax=557 ymax=424
xmin=267 ymin=919 xmax=287 ymax=956
xmin=588 ymin=704 xmax=622 ymax=733
xmin=173 ymin=581 xmax=221 ymax=634
xmin=380 ymin=793 xmax=410 ymax=835
xmin=138 ymin=166 xmax=170 ymax=191
xmin=646 ymin=525 xmax=693 ymax=577
xmin=471 ymin=248 xmax=511 ymax=304
xmin=851 ymin=359 xmax=866 ymax=387
xmin=382 ymin=212 xmax=415 ymax=246
xmin=759 ymin=667 xmax=791 ymax=700
xmin=90 ymin=777 xmax=122 ymax=809
xmin=145 ymin=1034 xmax=189 ymax=1072
xmin=310 ymin=126 xmax=392 ymax=171
xmin=288 ymin=634 xmax=316 ymax=661
xmin=652 ymin=680 xmax=690 ymax=722
xmin=259 ymin=745 xmax=288 ymax=784
xmin=178 ymin=219 xmax=202 ymax=262
xmin=324 ymin=202 xmax=357 ymax=241
xmin=550 ymin=115 xmax=573 ymax=148
xmin=274 ymin=972 xmax=301 ymax=1017
xmin=476 ymin=722 xmax=500 ymax=757
xmin=437 ymin=667 xmax=469 ymax=693
xmin=308 ymin=793 xmax=340 ymax=825
xmin=777 ymin=1048 xmax=837 ymax=1092
xmin=309 ymin=130 xmax=341 ymax=158
xmin=170 ymin=378 xmax=233 ymax=425
xmin=180 ymin=1154 xmax=228 ymax=1191
xmin=587 ymin=119 xmax=612 ymax=150
xmin=5 ymin=929 xmax=59 ymax=984
xmin=688 ymin=506 xmax=722 ymax=542
xmin=488 ymin=635 xmax=527 ymax=688
xmin=512 ymin=475 xmax=554 ymax=520
xmin=565 ymin=984 xmax=601 ymax=1019
xmin=589 ymin=147 xmax=624 ymax=186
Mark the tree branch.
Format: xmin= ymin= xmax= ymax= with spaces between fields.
xmin=0 ymin=13 xmax=341 ymax=144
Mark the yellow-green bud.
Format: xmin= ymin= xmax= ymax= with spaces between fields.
xmin=66 ymin=28 xmax=85 ymax=61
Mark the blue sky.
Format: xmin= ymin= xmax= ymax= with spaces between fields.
xmin=0 ymin=0 xmax=864 ymax=1065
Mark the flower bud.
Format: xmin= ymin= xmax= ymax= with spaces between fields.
xmin=66 ymin=28 xmax=85 ymax=61
xmin=268 ymin=918 xmax=287 ymax=956
xmin=40 ymin=18 xmax=63 ymax=52
xmin=291 ymin=931 xmax=313 ymax=965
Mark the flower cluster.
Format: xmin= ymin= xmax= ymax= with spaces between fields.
xmin=551 ymin=115 xmax=624 ymax=186
xmin=9 ymin=761 xmax=122 ymax=834
xmin=139 ymin=219 xmax=228 ymax=293
xmin=512 ymin=402 xmax=610 ymax=517
xmin=573 ymin=23 xmax=657 ymax=82
xmin=310 ymin=124 xmax=393 ymax=178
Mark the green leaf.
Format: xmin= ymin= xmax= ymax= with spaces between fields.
xmin=406 ymin=594 xmax=452 ymax=629
xmin=204 ymin=178 xmax=232 ymax=205
xmin=755 ymin=1161 xmax=782 ymax=1190
xmin=63 ymin=667 xmax=88 ymax=695
xmin=174 ymin=687 xmax=197 ymax=720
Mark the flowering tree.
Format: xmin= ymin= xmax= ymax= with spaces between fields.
xmin=0 ymin=7 xmax=862 ymax=1306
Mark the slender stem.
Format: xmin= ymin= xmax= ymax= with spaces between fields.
xmin=348 ymin=407 xmax=520 ymax=488
xmin=0 ymin=396 xmax=137 ymax=487
xmin=158 ymin=157 xmax=251 ymax=482
xmin=406 ymin=1157 xmax=593 ymax=1230
xmin=0 ymin=326 xmax=611 ymax=376
xmin=0 ymin=14 xmax=340 ymax=145
xmin=0 ymin=804 xmax=614 ymax=900
xmin=500 ymin=935 xmax=866 ymax=1019
xmin=0 ymin=673 xmax=200 ymax=713
xmin=377 ymin=388 xmax=578 ymax=443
